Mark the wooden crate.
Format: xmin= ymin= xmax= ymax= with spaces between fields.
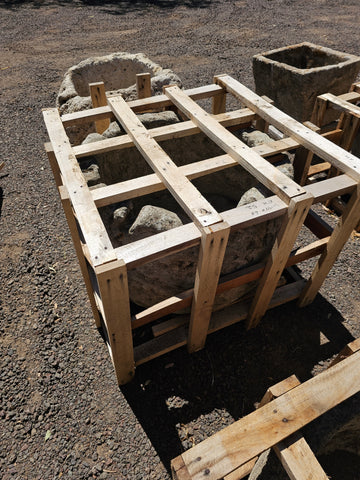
xmin=43 ymin=74 xmax=360 ymax=385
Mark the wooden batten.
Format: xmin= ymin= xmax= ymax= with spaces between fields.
xmin=171 ymin=350 xmax=360 ymax=480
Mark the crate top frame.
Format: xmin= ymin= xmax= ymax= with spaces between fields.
xmin=43 ymin=75 xmax=360 ymax=269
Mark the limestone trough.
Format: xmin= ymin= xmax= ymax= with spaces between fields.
xmin=253 ymin=42 xmax=360 ymax=122
xmin=57 ymin=52 xmax=182 ymax=144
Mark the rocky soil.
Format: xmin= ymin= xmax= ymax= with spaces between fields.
xmin=1 ymin=1 xmax=360 ymax=479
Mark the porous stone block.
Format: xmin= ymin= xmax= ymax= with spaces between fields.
xmin=253 ymin=42 xmax=360 ymax=122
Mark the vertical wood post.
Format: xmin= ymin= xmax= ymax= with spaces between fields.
xmin=298 ymin=183 xmax=360 ymax=307
xmin=89 ymin=82 xmax=110 ymax=134
xmin=212 ymin=79 xmax=226 ymax=115
xmin=95 ymin=259 xmax=135 ymax=385
xmin=59 ymin=186 xmax=101 ymax=328
xmin=45 ymin=143 xmax=62 ymax=188
xmin=136 ymin=72 xmax=152 ymax=99
xmin=246 ymin=192 xmax=313 ymax=329
xmin=188 ymin=222 xmax=230 ymax=353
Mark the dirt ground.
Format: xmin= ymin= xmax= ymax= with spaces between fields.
xmin=1 ymin=1 xmax=360 ymax=479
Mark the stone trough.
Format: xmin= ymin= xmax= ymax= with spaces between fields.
xmin=57 ymin=52 xmax=182 ymax=144
xmin=253 ymin=42 xmax=360 ymax=122
xmin=82 ymin=122 xmax=292 ymax=311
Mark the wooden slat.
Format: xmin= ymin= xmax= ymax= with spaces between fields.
xmin=136 ymin=72 xmax=151 ymax=99
xmin=273 ymin=432 xmax=329 ymax=480
xmin=135 ymin=280 xmax=306 ymax=366
xmin=73 ymin=107 xmax=255 ymax=158
xmin=42 ymin=108 xmax=115 ymax=266
xmin=320 ymin=92 xmax=360 ymax=118
xmin=61 ymin=84 xmax=225 ymax=127
xmin=215 ymin=75 xmax=360 ymax=182
xmin=134 ymin=238 xmax=328 ymax=330
xmin=45 ymin=142 xmax=62 ymax=188
xmin=308 ymin=162 xmax=331 ymax=176
xmin=188 ymin=222 xmax=230 ymax=352
xmin=329 ymin=337 xmax=360 ymax=367
xmin=89 ymin=82 xmax=110 ymax=134
xmin=59 ymin=186 xmax=101 ymax=328
xmin=171 ymin=350 xmax=360 ymax=480
xmin=95 ymin=259 xmax=135 ymax=385
xmin=108 ymin=95 xmax=223 ymax=229
xmin=112 ymin=175 xmax=354 ymax=271
xmin=246 ymin=193 xmax=313 ymax=329
xmin=304 ymin=209 xmax=333 ymax=239
xmin=164 ymin=85 xmax=305 ymax=203
xmin=298 ymin=184 xmax=360 ymax=307
xmin=225 ymin=375 xmax=301 ymax=480
xmin=114 ymin=195 xmax=287 ymax=269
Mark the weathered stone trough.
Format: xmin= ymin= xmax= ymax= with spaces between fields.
xmin=57 ymin=52 xmax=182 ymax=144
xmin=253 ymin=42 xmax=360 ymax=122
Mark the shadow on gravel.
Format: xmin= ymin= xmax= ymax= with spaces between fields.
xmin=121 ymin=294 xmax=355 ymax=474
xmin=0 ymin=0 xmax=214 ymax=13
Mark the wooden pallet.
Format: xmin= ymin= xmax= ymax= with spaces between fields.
xmin=171 ymin=337 xmax=360 ymax=480
xmin=43 ymin=74 xmax=360 ymax=385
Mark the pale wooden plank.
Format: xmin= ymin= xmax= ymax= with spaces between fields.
xmin=137 ymin=238 xmax=328 ymax=331
xmin=89 ymin=131 xmax=347 ymax=209
xmin=95 ymin=259 xmax=135 ymax=385
xmin=61 ymin=84 xmax=225 ymax=127
xmin=59 ymin=186 xmax=101 ymax=328
xmin=108 ymin=95 xmax=223 ymax=229
xmin=45 ymin=142 xmax=62 ymax=188
xmin=246 ymin=192 xmax=313 ymax=329
xmin=112 ymin=175 xmax=354 ymax=271
xmin=73 ymin=107 xmax=255 ymax=158
xmin=298 ymin=184 xmax=360 ymax=307
xmin=273 ymin=432 xmax=329 ymax=480
xmin=42 ymin=108 xmax=115 ymax=267
xmin=173 ymin=350 xmax=360 ymax=480
xmin=223 ymin=458 xmax=258 ymax=480
xmin=114 ymin=195 xmax=287 ymax=269
xmin=188 ymin=222 xmax=230 ymax=352
xmin=308 ymin=162 xmax=331 ymax=176
xmin=329 ymin=337 xmax=360 ymax=366
xmin=212 ymin=76 xmax=226 ymax=114
xmin=136 ymin=280 xmax=306 ymax=366
xmin=215 ymin=75 xmax=360 ymax=182
xmin=321 ymin=92 xmax=360 ymax=118
xmin=89 ymin=82 xmax=110 ymax=134
xmin=164 ymin=85 xmax=305 ymax=203
xmin=224 ymin=375 xmax=301 ymax=480
xmin=136 ymin=72 xmax=151 ymax=99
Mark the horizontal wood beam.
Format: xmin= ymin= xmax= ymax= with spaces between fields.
xmin=171 ymin=350 xmax=360 ymax=480
xmin=61 ymin=84 xmax=225 ymax=127
xmin=215 ymin=74 xmax=360 ymax=182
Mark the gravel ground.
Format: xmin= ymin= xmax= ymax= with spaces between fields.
xmin=1 ymin=1 xmax=360 ymax=479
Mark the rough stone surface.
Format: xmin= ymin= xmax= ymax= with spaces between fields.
xmin=57 ymin=52 xmax=182 ymax=144
xmin=240 ymin=130 xmax=272 ymax=147
xmin=253 ymin=42 xmax=360 ymax=122
xmin=129 ymin=205 xmax=183 ymax=241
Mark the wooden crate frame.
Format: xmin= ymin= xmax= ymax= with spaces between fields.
xmin=43 ymin=75 xmax=360 ymax=385
xmin=171 ymin=338 xmax=360 ymax=480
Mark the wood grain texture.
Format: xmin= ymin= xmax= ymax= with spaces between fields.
xmin=215 ymin=75 xmax=360 ymax=182
xmin=172 ymin=350 xmax=360 ymax=480
xmin=164 ymin=85 xmax=305 ymax=203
